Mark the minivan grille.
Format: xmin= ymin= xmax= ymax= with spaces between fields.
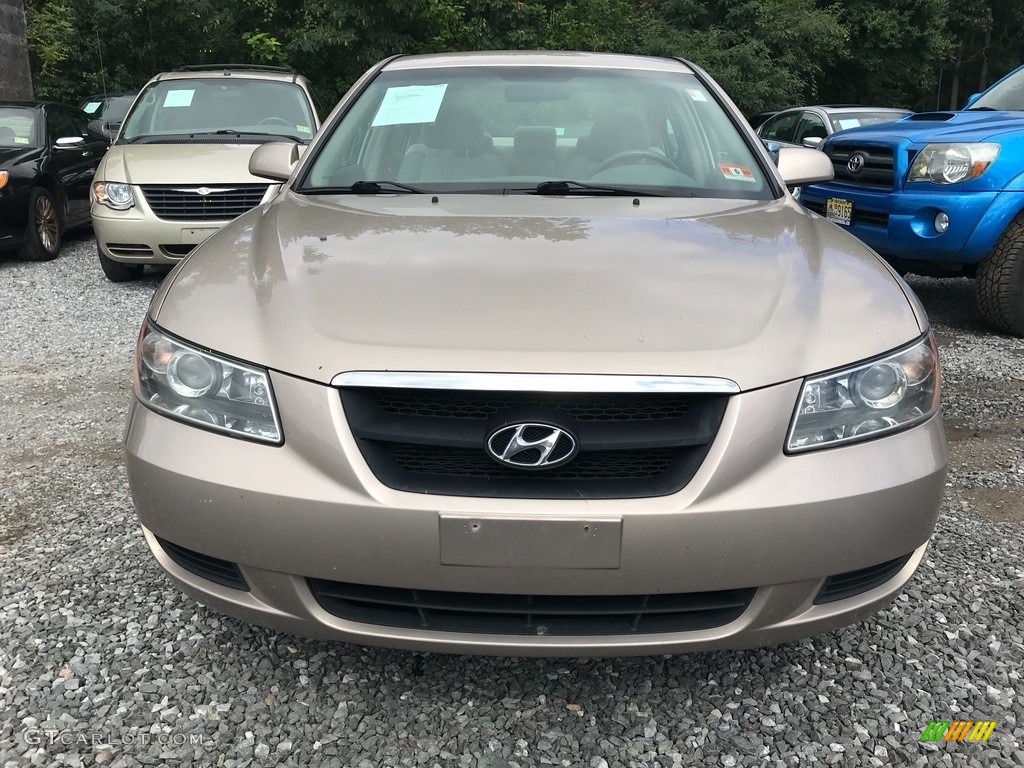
xmin=825 ymin=144 xmax=895 ymax=188
xmin=140 ymin=184 xmax=268 ymax=221
xmin=339 ymin=387 xmax=729 ymax=499
xmin=308 ymin=579 xmax=755 ymax=635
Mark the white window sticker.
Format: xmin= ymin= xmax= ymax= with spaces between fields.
xmin=14 ymin=136 xmax=29 ymax=144
xmin=296 ymin=124 xmax=312 ymax=134
xmin=83 ymin=101 xmax=102 ymax=114
xmin=687 ymin=88 xmax=709 ymax=102
xmin=163 ymin=89 xmax=195 ymax=108
xmin=371 ymin=84 xmax=448 ymax=127
xmin=835 ymin=118 xmax=860 ymax=130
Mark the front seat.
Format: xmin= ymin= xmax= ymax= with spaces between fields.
xmin=565 ymin=111 xmax=650 ymax=179
xmin=398 ymin=107 xmax=505 ymax=182
xmin=0 ymin=126 xmax=16 ymax=145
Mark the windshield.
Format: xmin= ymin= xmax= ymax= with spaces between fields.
xmin=972 ymin=66 xmax=1024 ymax=111
xmin=0 ymin=107 xmax=37 ymax=148
xmin=82 ymin=94 xmax=136 ymax=122
xmin=120 ymin=78 xmax=315 ymax=143
xmin=301 ymin=66 xmax=771 ymax=199
xmin=830 ymin=112 xmax=910 ymax=131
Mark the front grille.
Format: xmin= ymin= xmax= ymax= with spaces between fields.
xmin=340 ymin=387 xmax=729 ymax=499
xmin=804 ymin=200 xmax=890 ymax=229
xmin=140 ymin=184 xmax=268 ymax=221
xmin=826 ymin=144 xmax=895 ymax=188
xmin=155 ymin=536 xmax=248 ymax=591
xmin=308 ymin=579 xmax=755 ymax=635
xmin=814 ymin=554 xmax=911 ymax=604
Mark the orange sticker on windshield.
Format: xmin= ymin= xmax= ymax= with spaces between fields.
xmin=719 ymin=163 xmax=757 ymax=182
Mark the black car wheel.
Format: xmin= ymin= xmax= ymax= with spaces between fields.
xmin=97 ymin=243 xmax=144 ymax=282
xmin=17 ymin=188 xmax=63 ymax=261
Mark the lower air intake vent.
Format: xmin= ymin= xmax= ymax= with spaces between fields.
xmin=156 ymin=536 xmax=248 ymax=591
xmin=308 ymin=580 xmax=755 ymax=635
xmin=814 ymin=554 xmax=911 ymax=604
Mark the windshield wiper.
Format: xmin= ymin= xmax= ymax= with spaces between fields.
xmin=190 ymin=130 xmax=305 ymax=141
xmin=966 ymin=106 xmax=997 ymax=111
xmin=313 ymin=180 xmax=428 ymax=194
xmin=525 ymin=180 xmax=667 ymax=197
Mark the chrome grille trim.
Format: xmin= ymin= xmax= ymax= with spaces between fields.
xmin=331 ymin=372 xmax=741 ymax=394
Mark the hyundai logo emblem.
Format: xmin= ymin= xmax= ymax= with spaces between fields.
xmin=847 ymin=153 xmax=866 ymax=174
xmin=486 ymin=423 xmax=578 ymax=469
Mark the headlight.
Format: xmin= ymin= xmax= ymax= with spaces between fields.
xmin=92 ymin=181 xmax=134 ymax=210
xmin=907 ymin=143 xmax=999 ymax=184
xmin=134 ymin=321 xmax=282 ymax=443
xmin=787 ymin=333 xmax=939 ymax=453
xmin=0 ymin=171 xmax=8 ymax=191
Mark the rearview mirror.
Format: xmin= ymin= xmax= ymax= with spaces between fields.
xmin=776 ymin=146 xmax=833 ymax=186
xmin=249 ymin=141 xmax=300 ymax=182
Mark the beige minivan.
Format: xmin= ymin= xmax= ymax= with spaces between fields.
xmin=90 ymin=65 xmax=319 ymax=281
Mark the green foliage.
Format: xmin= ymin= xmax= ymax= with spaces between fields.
xmin=20 ymin=0 xmax=1024 ymax=117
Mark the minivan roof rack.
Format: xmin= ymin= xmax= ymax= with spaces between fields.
xmin=172 ymin=64 xmax=296 ymax=73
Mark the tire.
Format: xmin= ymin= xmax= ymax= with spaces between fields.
xmin=97 ymin=243 xmax=144 ymax=282
xmin=16 ymin=187 xmax=62 ymax=261
xmin=976 ymin=217 xmax=1024 ymax=336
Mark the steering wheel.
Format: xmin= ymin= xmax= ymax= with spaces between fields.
xmin=258 ymin=117 xmax=293 ymax=128
xmin=596 ymin=150 xmax=678 ymax=173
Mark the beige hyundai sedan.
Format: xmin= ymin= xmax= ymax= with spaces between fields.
xmin=125 ymin=52 xmax=947 ymax=656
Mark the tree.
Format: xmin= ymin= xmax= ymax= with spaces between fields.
xmin=0 ymin=0 xmax=33 ymax=99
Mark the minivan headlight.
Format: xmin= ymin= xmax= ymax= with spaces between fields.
xmin=134 ymin=321 xmax=282 ymax=443
xmin=787 ymin=333 xmax=939 ymax=453
xmin=907 ymin=143 xmax=999 ymax=184
xmin=92 ymin=181 xmax=134 ymax=210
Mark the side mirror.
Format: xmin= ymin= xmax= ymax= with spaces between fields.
xmin=964 ymin=92 xmax=982 ymax=109
xmin=763 ymin=139 xmax=781 ymax=165
xmin=777 ymin=146 xmax=833 ymax=186
xmin=801 ymin=136 xmax=823 ymax=149
xmin=87 ymin=119 xmax=113 ymax=141
xmin=55 ymin=136 xmax=86 ymax=149
xmin=249 ymin=141 xmax=300 ymax=182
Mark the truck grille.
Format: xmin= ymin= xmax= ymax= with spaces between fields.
xmin=339 ymin=387 xmax=729 ymax=499
xmin=825 ymin=144 xmax=895 ymax=189
xmin=140 ymin=184 xmax=268 ymax=221
xmin=308 ymin=579 xmax=755 ymax=635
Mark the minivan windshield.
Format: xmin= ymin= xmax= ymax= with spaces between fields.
xmin=301 ymin=66 xmax=772 ymax=199
xmin=120 ymin=78 xmax=315 ymax=143
xmin=971 ymin=66 xmax=1024 ymax=111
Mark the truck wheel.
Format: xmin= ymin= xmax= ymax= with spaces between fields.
xmin=977 ymin=218 xmax=1024 ymax=336
xmin=97 ymin=243 xmax=144 ymax=282
xmin=17 ymin=187 xmax=62 ymax=261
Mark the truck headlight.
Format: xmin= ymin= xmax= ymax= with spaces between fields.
xmin=907 ymin=143 xmax=999 ymax=184
xmin=134 ymin=320 xmax=282 ymax=443
xmin=92 ymin=181 xmax=135 ymax=210
xmin=787 ymin=333 xmax=939 ymax=452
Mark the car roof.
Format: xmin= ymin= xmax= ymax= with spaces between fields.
xmin=383 ymin=51 xmax=694 ymax=74
xmin=775 ymin=105 xmax=910 ymax=115
xmin=81 ymin=92 xmax=137 ymax=100
xmin=0 ymin=101 xmax=50 ymax=109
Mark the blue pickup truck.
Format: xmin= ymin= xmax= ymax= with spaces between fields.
xmin=802 ymin=65 xmax=1024 ymax=335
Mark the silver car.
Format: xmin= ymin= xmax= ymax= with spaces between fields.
xmin=125 ymin=52 xmax=947 ymax=656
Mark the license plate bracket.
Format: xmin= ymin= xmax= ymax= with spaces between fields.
xmin=439 ymin=514 xmax=622 ymax=569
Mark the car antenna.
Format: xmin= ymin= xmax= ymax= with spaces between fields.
xmin=95 ymin=27 xmax=107 ymax=99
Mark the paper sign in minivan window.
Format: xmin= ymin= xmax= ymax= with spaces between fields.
xmin=163 ymin=90 xmax=195 ymax=108
xmin=371 ymin=84 xmax=448 ymax=127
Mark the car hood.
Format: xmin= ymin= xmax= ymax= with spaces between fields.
xmin=98 ymin=143 xmax=270 ymax=184
xmin=830 ymin=109 xmax=1024 ymax=143
xmin=152 ymin=194 xmax=924 ymax=391
xmin=0 ymin=145 xmax=40 ymax=168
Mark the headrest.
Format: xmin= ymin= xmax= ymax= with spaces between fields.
xmin=424 ymin=106 xmax=493 ymax=156
xmin=514 ymin=126 xmax=556 ymax=154
xmin=0 ymin=126 xmax=15 ymax=143
xmin=585 ymin=111 xmax=648 ymax=160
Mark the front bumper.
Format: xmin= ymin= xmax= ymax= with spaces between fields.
xmin=125 ymin=371 xmax=948 ymax=656
xmin=801 ymin=185 xmax=1005 ymax=264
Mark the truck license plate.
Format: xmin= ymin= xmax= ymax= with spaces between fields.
xmin=825 ymin=198 xmax=853 ymax=226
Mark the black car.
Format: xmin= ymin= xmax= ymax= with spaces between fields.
xmin=0 ymin=102 xmax=108 ymax=260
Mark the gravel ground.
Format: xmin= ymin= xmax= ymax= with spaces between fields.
xmin=1 ymin=233 xmax=1023 ymax=768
